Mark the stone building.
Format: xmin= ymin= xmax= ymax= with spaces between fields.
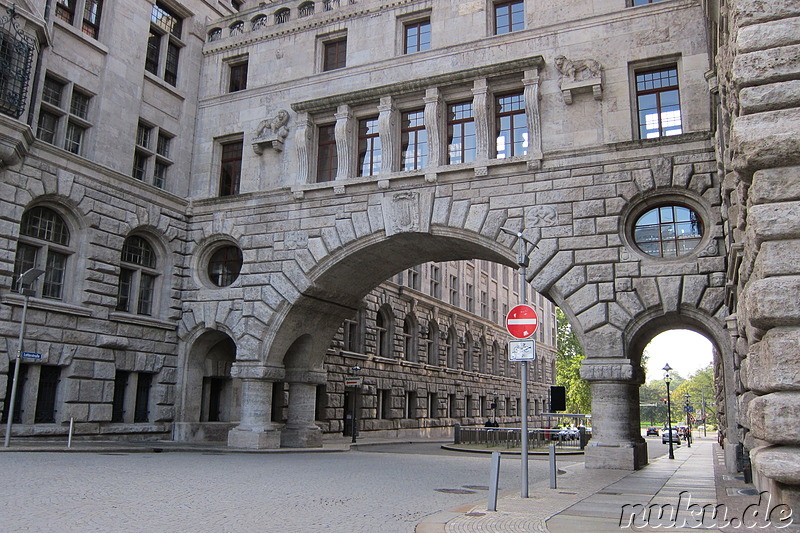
xmin=0 ymin=0 xmax=798 ymax=514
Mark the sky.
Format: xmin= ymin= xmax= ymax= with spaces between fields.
xmin=643 ymin=329 xmax=713 ymax=383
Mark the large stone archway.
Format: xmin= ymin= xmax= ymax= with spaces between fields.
xmin=180 ymin=138 xmax=728 ymax=464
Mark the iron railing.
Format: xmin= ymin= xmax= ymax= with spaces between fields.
xmin=455 ymin=426 xmax=590 ymax=450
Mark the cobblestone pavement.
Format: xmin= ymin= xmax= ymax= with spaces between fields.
xmin=0 ymin=443 xmax=573 ymax=533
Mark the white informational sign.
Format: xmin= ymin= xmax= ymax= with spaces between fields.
xmin=508 ymin=340 xmax=536 ymax=361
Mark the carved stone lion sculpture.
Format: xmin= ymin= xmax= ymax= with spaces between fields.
xmin=554 ymin=55 xmax=603 ymax=81
xmin=255 ymin=109 xmax=290 ymax=141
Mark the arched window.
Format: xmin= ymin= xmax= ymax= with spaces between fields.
xmin=298 ymin=1 xmax=315 ymax=17
xmin=116 ymin=235 xmax=158 ymax=316
xmin=426 ymin=321 xmax=439 ymax=365
xmin=274 ymin=8 xmax=290 ymax=24
xmin=343 ymin=305 xmax=365 ymax=353
xmin=446 ymin=328 xmax=457 ymax=368
xmin=251 ymin=15 xmax=268 ymax=31
xmin=208 ymin=28 xmax=222 ymax=41
xmin=403 ymin=314 xmax=418 ymax=362
xmin=229 ymin=21 xmax=244 ymax=36
xmin=633 ymin=204 xmax=703 ymax=258
xmin=13 ymin=206 xmax=72 ymax=299
xmin=207 ymin=245 xmax=242 ymax=287
xmin=491 ymin=342 xmax=500 ymax=375
xmin=375 ymin=306 xmax=393 ymax=358
xmin=477 ymin=337 xmax=486 ymax=373
xmin=464 ymin=332 xmax=474 ymax=372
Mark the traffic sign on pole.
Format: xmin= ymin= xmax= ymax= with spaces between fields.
xmin=506 ymin=304 xmax=538 ymax=339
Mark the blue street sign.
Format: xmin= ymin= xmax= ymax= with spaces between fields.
xmin=21 ymin=352 xmax=42 ymax=360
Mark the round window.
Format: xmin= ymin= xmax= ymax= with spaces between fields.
xmin=207 ymin=245 xmax=243 ymax=287
xmin=633 ymin=205 xmax=703 ymax=258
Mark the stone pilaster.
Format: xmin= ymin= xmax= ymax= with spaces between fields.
xmin=294 ymin=112 xmax=314 ymax=184
xmin=227 ymin=363 xmax=285 ymax=449
xmin=423 ymin=88 xmax=444 ymax=167
xmin=580 ymin=360 xmax=647 ymax=470
xmin=334 ymin=104 xmax=355 ymax=180
xmin=377 ymin=96 xmax=398 ymax=174
xmin=471 ymin=78 xmax=490 ymax=162
xmin=522 ymin=69 xmax=543 ymax=166
xmin=280 ymin=370 xmax=327 ymax=448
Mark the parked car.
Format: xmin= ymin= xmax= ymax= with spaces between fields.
xmin=662 ymin=427 xmax=681 ymax=444
xmin=646 ymin=427 xmax=660 ymax=436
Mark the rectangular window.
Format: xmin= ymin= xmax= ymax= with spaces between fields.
xmin=34 ymin=365 xmax=61 ymax=423
xmin=42 ymin=77 xmax=64 ymax=106
xmin=229 ymin=61 xmax=248 ymax=92
xmin=133 ymin=373 xmax=152 ymax=423
xmin=70 ymin=90 xmax=90 ymax=119
xmin=447 ymin=102 xmax=476 ymax=164
xmin=132 ymin=152 xmax=147 ymax=181
xmin=64 ymin=122 xmax=85 ymax=154
xmin=495 ymin=0 xmax=524 ymax=35
xmin=42 ymin=251 xmax=67 ymax=299
xmin=36 ymin=112 xmax=58 ymax=143
xmin=449 ymin=274 xmax=459 ymax=306
xmin=401 ymin=110 xmax=427 ymax=171
xmin=636 ymin=66 xmax=682 ymax=139
xmin=480 ymin=290 xmax=488 ymax=318
xmin=428 ymin=392 xmax=438 ymax=418
xmin=37 ymin=75 xmax=93 ymax=154
xmin=146 ymin=2 xmax=183 ymax=87
xmin=116 ymin=268 xmax=134 ymax=312
xmin=465 ymin=394 xmax=473 ymax=417
xmin=219 ymin=140 xmax=243 ymax=196
xmin=404 ymin=390 xmax=417 ymax=419
xmin=430 ymin=264 xmax=441 ymax=299
xmin=82 ymin=0 xmax=103 ymax=39
xmin=111 ymin=371 xmax=129 ymax=422
xmin=323 ymin=38 xmax=346 ymax=71
xmin=316 ymin=124 xmax=337 ymax=182
xmin=404 ymin=19 xmax=430 ymax=54
xmin=55 ymin=0 xmax=76 ymax=24
xmin=357 ymin=117 xmax=381 ymax=177
xmin=137 ymin=272 xmax=155 ymax=315
xmin=378 ymin=389 xmax=391 ymax=419
xmin=407 ymin=265 xmax=420 ymax=290
xmin=496 ymin=92 xmax=527 ymax=158
xmin=466 ymin=283 xmax=475 ymax=313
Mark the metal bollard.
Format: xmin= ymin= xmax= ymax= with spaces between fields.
xmin=549 ymin=443 xmax=557 ymax=489
xmin=488 ymin=451 xmax=501 ymax=512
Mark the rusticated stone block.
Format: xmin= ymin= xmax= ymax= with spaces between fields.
xmin=740 ymin=81 xmax=800 ymax=115
xmin=732 ymin=109 xmax=800 ymax=171
xmin=748 ymin=203 xmax=800 ymax=243
xmin=751 ymin=445 xmax=800 ymax=485
xmin=733 ymin=0 xmax=800 ymax=27
xmin=753 ymin=241 xmax=800 ymax=278
xmin=747 ymin=276 xmax=800 ymax=329
xmin=750 ymin=166 xmax=800 ymax=204
xmin=744 ymin=327 xmax=800 ymax=393
xmin=748 ymin=391 xmax=800 ymax=445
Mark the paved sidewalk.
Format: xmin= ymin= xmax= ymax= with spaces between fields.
xmin=418 ymin=438 xmax=800 ymax=533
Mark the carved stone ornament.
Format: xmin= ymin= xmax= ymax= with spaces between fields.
xmin=526 ymin=205 xmax=558 ymax=227
xmin=253 ymin=109 xmax=290 ymax=154
xmin=388 ymin=191 xmax=420 ymax=233
xmin=554 ymin=55 xmax=603 ymax=104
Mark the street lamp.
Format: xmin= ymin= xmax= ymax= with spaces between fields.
xmin=350 ymin=364 xmax=361 ymax=444
xmin=663 ymin=363 xmax=674 ymax=460
xmin=4 ymin=268 xmax=45 ymax=447
xmin=500 ymin=226 xmax=537 ymax=498
xmin=684 ymin=393 xmax=692 ymax=448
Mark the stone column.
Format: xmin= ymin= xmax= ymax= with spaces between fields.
xmin=471 ymin=78 xmax=490 ymax=162
xmin=522 ymin=68 xmax=543 ymax=166
xmin=281 ymin=370 xmax=327 ymax=448
xmin=423 ymin=88 xmax=444 ymax=167
xmin=334 ymin=104 xmax=355 ymax=180
xmin=377 ymin=96 xmax=398 ymax=174
xmin=227 ymin=363 xmax=285 ymax=449
xmin=580 ymin=360 xmax=648 ymax=470
xmin=294 ymin=112 xmax=314 ymax=184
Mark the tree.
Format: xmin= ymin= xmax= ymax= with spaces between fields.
xmin=555 ymin=308 xmax=591 ymax=414
xmin=673 ymin=365 xmax=716 ymax=428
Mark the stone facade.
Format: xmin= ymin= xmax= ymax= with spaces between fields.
xmin=0 ymin=0 xmax=798 ymax=514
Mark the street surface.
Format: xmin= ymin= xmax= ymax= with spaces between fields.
xmin=0 ymin=442 xmax=580 ymax=533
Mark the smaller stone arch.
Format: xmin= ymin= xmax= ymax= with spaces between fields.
xmin=251 ymin=14 xmax=268 ymax=31
xmin=274 ymin=8 xmax=290 ymax=24
xmin=375 ymin=304 xmax=394 ymax=358
xmin=402 ymin=313 xmax=419 ymax=362
xmin=425 ymin=320 xmax=440 ymax=365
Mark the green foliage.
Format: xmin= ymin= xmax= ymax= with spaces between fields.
xmin=555 ymin=309 xmax=591 ymax=414
xmin=640 ymin=365 xmax=716 ymax=427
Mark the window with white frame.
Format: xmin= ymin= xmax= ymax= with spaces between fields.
xmin=132 ymin=121 xmax=174 ymax=189
xmin=55 ymin=0 xmax=104 ymax=40
xmin=116 ymin=235 xmax=159 ymax=316
xmin=145 ymin=2 xmax=184 ymax=87
xmin=12 ymin=206 xmax=73 ymax=300
xmin=37 ymin=74 xmax=93 ymax=156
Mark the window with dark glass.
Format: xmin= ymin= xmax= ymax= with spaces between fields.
xmin=496 ymin=92 xmax=527 ymax=158
xmin=323 ymin=38 xmax=347 ymax=71
xmin=299 ymin=2 xmax=315 ymax=17
xmin=219 ymin=139 xmax=243 ymax=196
xmin=633 ymin=205 xmax=703 ymax=258
xmin=631 ymin=0 xmax=667 ymax=5
xmin=207 ymin=245 xmax=243 ymax=287
xmin=316 ymin=124 xmax=337 ymax=182
xmin=495 ymin=0 xmax=524 ymax=35
xmin=55 ymin=0 xmax=76 ymax=24
xmin=37 ymin=75 xmax=92 ymax=154
xmin=635 ymin=66 xmax=682 ymax=139
xmin=13 ymin=206 xmax=70 ymax=299
xmin=401 ymin=110 xmax=427 ymax=171
xmin=275 ymin=8 xmax=290 ymax=24
xmin=404 ymin=19 xmax=430 ymax=54
xmin=134 ymin=373 xmax=152 ymax=423
xmin=34 ymin=365 xmax=61 ymax=423
xmin=357 ymin=117 xmax=381 ymax=177
xmin=447 ymin=102 xmax=476 ymax=164
xmin=116 ymin=235 xmax=158 ymax=315
xmin=82 ymin=0 xmax=103 ymax=38
xmin=228 ymin=61 xmax=248 ymax=92
xmin=146 ymin=2 xmax=183 ymax=87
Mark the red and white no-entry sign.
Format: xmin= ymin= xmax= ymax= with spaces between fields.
xmin=506 ymin=304 xmax=539 ymax=339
